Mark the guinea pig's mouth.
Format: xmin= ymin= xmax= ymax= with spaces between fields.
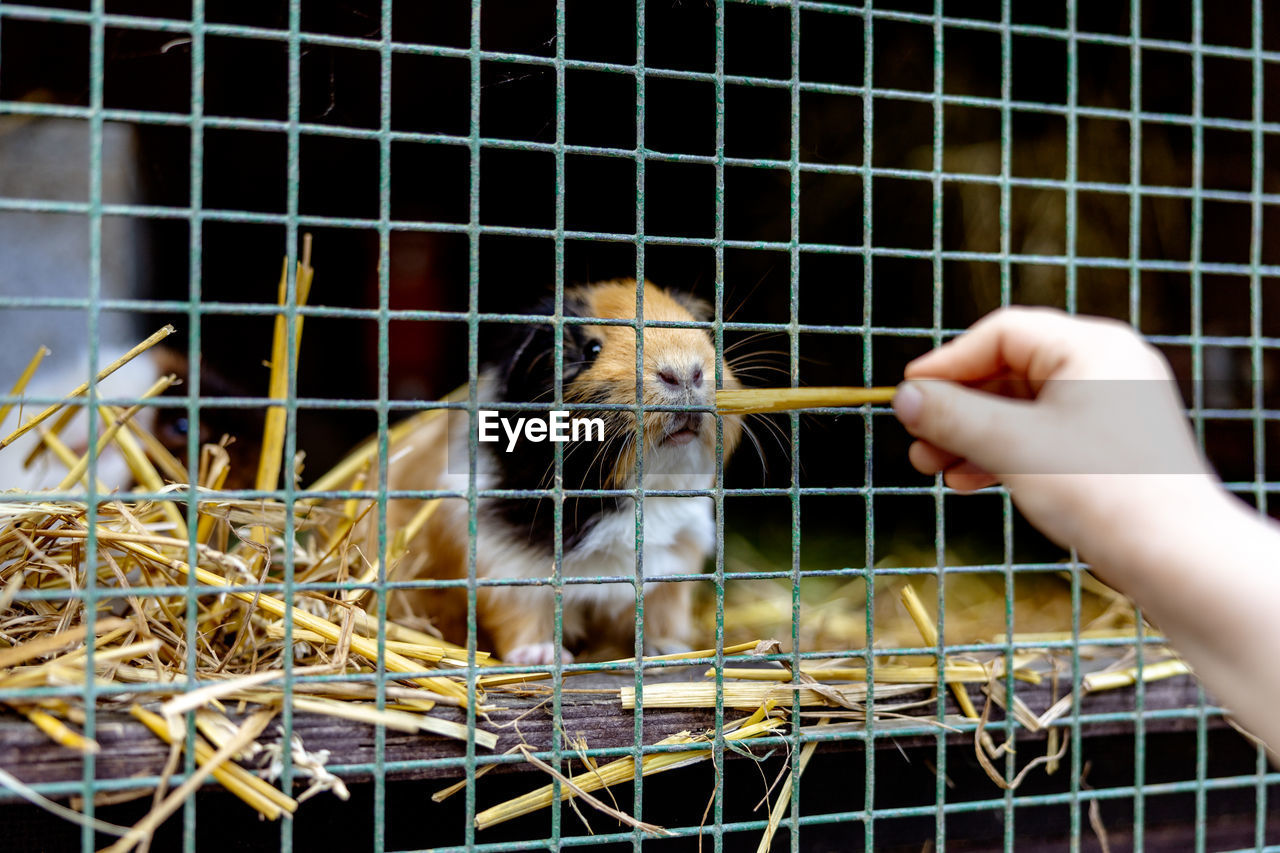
xmin=660 ymin=412 xmax=702 ymax=446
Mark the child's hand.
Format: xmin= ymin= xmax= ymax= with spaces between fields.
xmin=893 ymin=306 xmax=1280 ymax=761
xmin=892 ymin=307 xmax=1214 ymax=565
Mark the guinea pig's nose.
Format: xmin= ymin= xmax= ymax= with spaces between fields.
xmin=657 ymin=365 xmax=705 ymax=390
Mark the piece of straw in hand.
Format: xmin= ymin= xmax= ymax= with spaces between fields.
xmin=715 ymin=386 xmax=896 ymax=415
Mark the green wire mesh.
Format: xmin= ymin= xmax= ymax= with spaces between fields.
xmin=0 ymin=1 xmax=1277 ymax=852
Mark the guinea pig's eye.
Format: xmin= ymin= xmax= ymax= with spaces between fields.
xmin=158 ymin=415 xmax=215 ymax=450
xmin=156 ymin=416 xmax=190 ymax=450
xmin=584 ymin=340 xmax=603 ymax=361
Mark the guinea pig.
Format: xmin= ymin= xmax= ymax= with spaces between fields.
xmin=362 ymin=279 xmax=743 ymax=664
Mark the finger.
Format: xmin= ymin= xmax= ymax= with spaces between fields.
xmin=893 ymin=378 xmax=1039 ymax=477
xmin=968 ymin=373 xmax=1038 ymax=401
xmin=943 ymin=460 xmax=1000 ymax=492
xmin=903 ymin=306 xmax=1098 ymax=383
xmin=907 ymin=440 xmax=962 ymax=475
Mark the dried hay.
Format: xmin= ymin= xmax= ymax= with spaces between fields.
xmin=0 ymin=243 xmax=498 ymax=849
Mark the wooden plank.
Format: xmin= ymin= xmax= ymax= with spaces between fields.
xmin=0 ymin=673 xmax=1216 ymax=790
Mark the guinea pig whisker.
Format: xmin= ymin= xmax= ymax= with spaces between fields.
xmin=538 ymin=412 xmax=627 ymax=490
xmin=520 ymin=422 xmax=618 ymax=535
xmin=725 ymin=348 xmax=830 ymax=374
xmin=737 ymin=419 xmax=770 ymax=477
xmin=747 ymin=412 xmax=791 ymax=461
xmin=726 ymin=351 xmax=792 ymax=366
xmin=585 ymin=436 xmax=623 ymax=524
xmin=533 ymin=430 xmax=603 ymax=491
xmin=724 ymin=268 xmax=780 ymax=322
xmin=722 ymin=333 xmax=786 ymax=355
xmin=605 ymin=431 xmax=637 ymax=492
xmin=523 ymin=348 xmax=551 ymax=380
xmin=589 ymin=429 xmax=629 ymax=485
xmin=557 ymin=430 xmax=615 ymax=487
xmin=725 ymin=366 xmax=791 ymax=382
xmin=724 ymin=343 xmax=791 ymax=358
xmin=573 ymin=431 xmax=631 ymax=529
xmin=724 ymin=357 xmax=792 ymax=376
xmin=526 ymin=431 xmax=620 ymax=542
xmin=527 ymin=385 xmax=564 ymax=405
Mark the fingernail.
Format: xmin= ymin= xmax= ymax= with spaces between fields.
xmin=893 ymin=382 xmax=922 ymax=427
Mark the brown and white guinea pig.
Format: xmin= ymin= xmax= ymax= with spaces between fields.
xmin=365 ymin=279 xmax=743 ymax=665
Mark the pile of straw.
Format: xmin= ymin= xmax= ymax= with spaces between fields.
xmin=0 ymin=246 xmax=497 ymax=849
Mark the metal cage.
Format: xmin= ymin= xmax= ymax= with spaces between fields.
xmin=0 ymin=1 xmax=1278 ymax=851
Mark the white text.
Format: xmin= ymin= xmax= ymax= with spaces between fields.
xmin=477 ymin=410 xmax=606 ymax=452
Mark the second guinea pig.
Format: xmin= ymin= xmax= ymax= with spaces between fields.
xmin=363 ymin=279 xmax=743 ymax=664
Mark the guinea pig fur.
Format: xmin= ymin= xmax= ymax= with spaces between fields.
xmin=363 ymin=280 xmax=743 ymax=665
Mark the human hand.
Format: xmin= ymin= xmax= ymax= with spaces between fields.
xmin=891 ymin=307 xmax=1280 ymax=760
xmin=891 ymin=306 xmax=1216 ymax=566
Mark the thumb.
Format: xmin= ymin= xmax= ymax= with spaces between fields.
xmin=893 ymin=380 xmax=1038 ymax=476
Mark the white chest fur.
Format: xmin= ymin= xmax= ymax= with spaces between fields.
xmin=561 ymin=494 xmax=713 ymax=610
xmin=568 ymin=495 xmax=714 ymax=575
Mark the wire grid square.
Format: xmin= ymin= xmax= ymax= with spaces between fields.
xmin=0 ymin=0 xmax=1276 ymax=850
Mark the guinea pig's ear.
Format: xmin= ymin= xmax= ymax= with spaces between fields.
xmin=667 ymin=289 xmax=713 ymax=322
